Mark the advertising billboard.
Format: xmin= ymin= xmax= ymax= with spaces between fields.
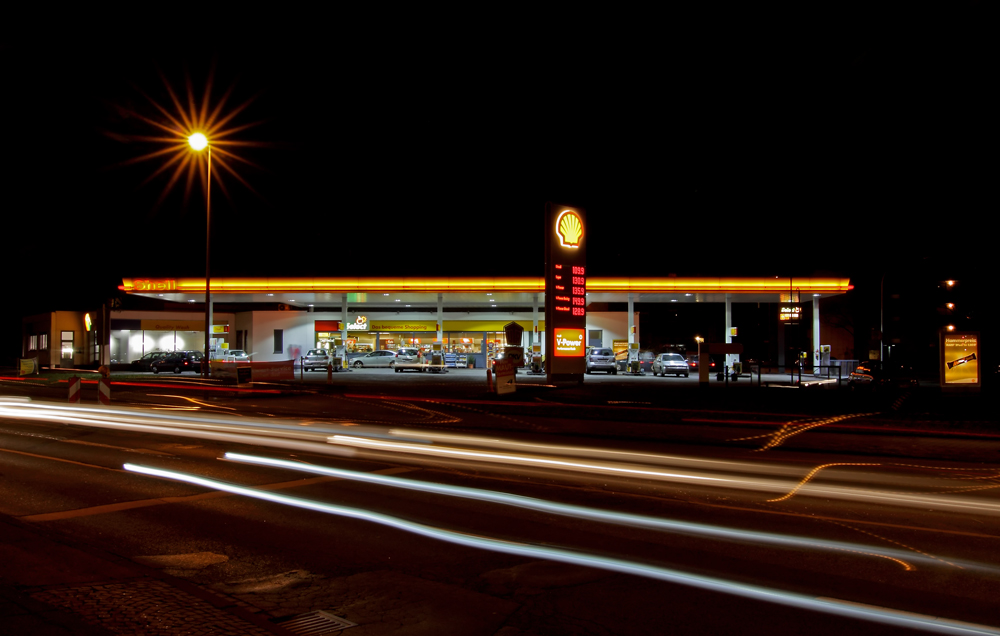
xmin=940 ymin=331 xmax=980 ymax=388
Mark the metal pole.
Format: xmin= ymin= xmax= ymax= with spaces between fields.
xmin=203 ymin=146 xmax=212 ymax=378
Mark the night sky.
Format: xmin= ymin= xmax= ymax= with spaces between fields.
xmin=2 ymin=8 xmax=990 ymax=359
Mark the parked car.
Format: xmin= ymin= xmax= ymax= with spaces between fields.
xmin=351 ymin=350 xmax=397 ymax=368
xmin=131 ymin=351 xmax=169 ymax=371
xmin=652 ymin=353 xmax=690 ymax=377
xmin=223 ymin=349 xmax=250 ymax=362
xmin=848 ymin=360 xmax=919 ymax=391
xmin=587 ymin=347 xmax=618 ymax=374
xmin=151 ymin=351 xmax=203 ymax=374
xmin=303 ymin=349 xmax=332 ymax=371
xmin=687 ymin=355 xmax=716 ymax=373
xmin=393 ymin=348 xmax=424 ymax=372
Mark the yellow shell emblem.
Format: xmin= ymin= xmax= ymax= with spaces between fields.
xmin=557 ymin=210 xmax=583 ymax=248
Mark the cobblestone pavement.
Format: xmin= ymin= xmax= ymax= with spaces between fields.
xmin=30 ymin=579 xmax=276 ymax=636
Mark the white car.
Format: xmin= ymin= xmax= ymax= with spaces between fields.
xmin=652 ymin=353 xmax=689 ymax=377
xmin=223 ymin=349 xmax=250 ymax=362
xmin=351 ymin=350 xmax=397 ymax=368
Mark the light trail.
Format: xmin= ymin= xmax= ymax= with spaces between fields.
xmin=328 ymin=433 xmax=1000 ymax=516
xmin=0 ymin=397 xmax=353 ymax=458
xmin=123 ymin=462 xmax=1000 ymax=636
xmin=225 ymin=452 xmax=998 ymax=573
xmin=329 ymin=434 xmax=735 ymax=483
xmin=3 ymin=398 xmax=998 ymax=517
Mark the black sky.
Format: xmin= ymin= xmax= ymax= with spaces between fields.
xmin=3 ymin=6 xmax=991 ymax=333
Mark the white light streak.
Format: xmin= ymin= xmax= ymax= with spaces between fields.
xmin=123 ymin=462 xmax=1000 ymax=636
xmin=223 ymin=452 xmax=995 ymax=573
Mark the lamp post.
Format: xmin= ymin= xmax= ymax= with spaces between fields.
xmin=188 ymin=133 xmax=211 ymax=377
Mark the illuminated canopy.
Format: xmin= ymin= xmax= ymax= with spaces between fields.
xmin=122 ymin=276 xmax=850 ymax=295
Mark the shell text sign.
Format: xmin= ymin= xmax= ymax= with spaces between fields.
xmin=557 ymin=210 xmax=583 ymax=248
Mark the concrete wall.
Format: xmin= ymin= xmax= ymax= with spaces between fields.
xmin=586 ymin=312 xmax=635 ymax=348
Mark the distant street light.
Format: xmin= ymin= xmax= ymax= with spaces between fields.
xmin=188 ymin=133 xmax=212 ymax=377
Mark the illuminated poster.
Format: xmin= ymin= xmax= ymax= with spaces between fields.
xmin=553 ymin=328 xmax=585 ymax=357
xmin=545 ymin=203 xmax=587 ymax=378
xmin=940 ymin=332 xmax=980 ymax=387
xmin=779 ymin=304 xmax=802 ymax=324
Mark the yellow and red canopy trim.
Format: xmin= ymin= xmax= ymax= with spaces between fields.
xmin=121 ymin=277 xmax=851 ymax=294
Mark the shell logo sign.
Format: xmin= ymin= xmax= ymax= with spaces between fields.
xmin=556 ymin=210 xmax=583 ymax=248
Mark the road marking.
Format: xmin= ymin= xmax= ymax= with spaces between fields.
xmin=18 ymin=465 xmax=416 ymax=523
xmin=0 ymin=447 xmax=123 ymax=472
xmin=62 ymin=439 xmax=174 ymax=456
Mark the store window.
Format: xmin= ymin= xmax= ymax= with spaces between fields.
xmin=60 ymin=331 xmax=74 ymax=361
xmin=446 ymin=333 xmax=482 ymax=354
xmin=346 ymin=334 xmax=375 ymax=353
xmin=273 ymin=329 xmax=283 ymax=354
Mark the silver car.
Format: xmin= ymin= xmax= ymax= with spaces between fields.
xmin=652 ymin=353 xmax=689 ymax=377
xmin=351 ymin=350 xmax=397 ymax=369
xmin=303 ymin=348 xmax=332 ymax=371
xmin=393 ymin=348 xmax=423 ymax=372
xmin=586 ymin=348 xmax=618 ymax=375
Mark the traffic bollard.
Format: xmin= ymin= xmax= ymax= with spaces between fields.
xmin=98 ymin=377 xmax=111 ymax=405
xmin=68 ymin=376 xmax=81 ymax=403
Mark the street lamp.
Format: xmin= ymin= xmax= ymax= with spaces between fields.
xmin=188 ymin=133 xmax=211 ymax=377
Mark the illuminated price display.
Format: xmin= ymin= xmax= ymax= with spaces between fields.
xmin=551 ymin=264 xmax=586 ymax=327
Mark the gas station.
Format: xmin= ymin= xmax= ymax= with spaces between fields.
xmin=21 ymin=206 xmax=853 ymax=380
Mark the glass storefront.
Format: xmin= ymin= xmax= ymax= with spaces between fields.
xmin=110 ymin=328 xmax=227 ymax=363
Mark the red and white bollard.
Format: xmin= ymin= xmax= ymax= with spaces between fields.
xmin=68 ymin=376 xmax=81 ymax=403
xmin=98 ymin=377 xmax=111 ymax=405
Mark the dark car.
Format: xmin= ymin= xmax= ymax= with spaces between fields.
xmin=131 ymin=351 xmax=169 ymax=371
xmin=151 ymin=351 xmax=203 ymax=374
xmin=848 ymin=360 xmax=919 ymax=391
xmin=687 ymin=355 xmax=716 ymax=373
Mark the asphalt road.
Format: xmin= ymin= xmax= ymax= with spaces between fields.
xmin=0 ymin=372 xmax=997 ymax=635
